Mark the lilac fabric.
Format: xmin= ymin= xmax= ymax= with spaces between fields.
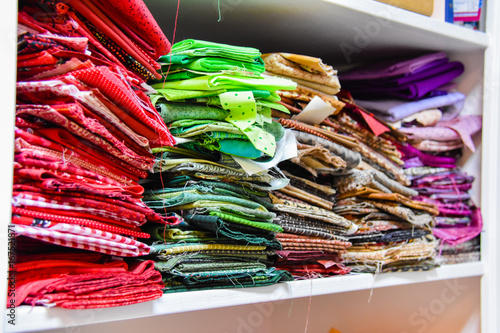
xmin=400 ymin=115 xmax=482 ymax=152
xmin=413 ymin=172 xmax=474 ymax=187
xmin=416 ymin=185 xmax=472 ymax=195
xmin=355 ymin=91 xmax=465 ymax=123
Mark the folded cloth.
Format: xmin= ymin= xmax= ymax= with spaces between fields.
xmin=163 ymin=56 xmax=266 ymax=75
xmin=161 ymin=267 xmax=294 ymax=293
xmin=340 ymin=52 xmax=448 ymax=80
xmin=10 ymin=223 xmax=150 ymax=257
xmin=262 ymin=53 xmax=340 ymax=93
xmin=433 ymin=208 xmax=482 ymax=245
xmin=10 ymin=254 xmax=163 ymax=308
xmin=88 ymin=0 xmax=171 ymax=59
xmin=355 ymin=91 xmax=466 ymax=123
xmin=69 ymin=66 xmax=175 ymax=147
xmin=291 ymin=130 xmax=361 ymax=170
xmin=399 ymin=115 xmax=482 ymax=152
xmin=152 ymin=74 xmax=296 ymax=92
xmin=335 ymin=169 xmax=418 ymax=197
xmin=167 ymin=39 xmax=262 ymax=63
xmin=341 ymin=53 xmax=464 ymax=100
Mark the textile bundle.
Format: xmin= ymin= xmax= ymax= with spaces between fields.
xmin=259 ymin=54 xmax=354 ymax=277
xmin=266 ymin=52 xmax=444 ymax=274
xmin=340 ymin=52 xmax=482 ymax=268
xmin=8 ymin=245 xmax=163 ymax=309
xmin=11 ymin=0 xmax=178 ymax=308
xmin=142 ymin=39 xmax=296 ymax=292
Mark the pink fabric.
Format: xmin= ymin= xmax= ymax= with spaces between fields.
xmin=433 ymin=208 xmax=482 ymax=245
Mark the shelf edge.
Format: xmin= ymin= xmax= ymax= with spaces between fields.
xmin=4 ymin=262 xmax=485 ymax=333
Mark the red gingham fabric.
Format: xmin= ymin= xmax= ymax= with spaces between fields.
xmin=10 ymin=224 xmax=150 ymax=257
xmin=12 ymin=207 xmax=149 ymax=238
xmin=12 ymin=192 xmax=147 ymax=226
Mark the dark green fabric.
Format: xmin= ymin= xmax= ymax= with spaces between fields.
xmin=159 ymin=179 xmax=274 ymax=211
xmin=162 ymin=268 xmax=294 ymax=293
xmin=143 ymin=190 xmax=266 ymax=210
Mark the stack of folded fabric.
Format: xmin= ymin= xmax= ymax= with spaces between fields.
xmin=141 ymin=39 xmax=297 ymax=292
xmin=9 ymin=245 xmax=163 ymax=309
xmin=332 ymin=165 xmax=440 ymax=273
xmin=403 ymin=154 xmax=482 ymax=265
xmin=256 ymin=53 xmax=361 ymax=277
xmin=269 ymin=119 xmax=360 ymax=277
xmin=262 ymin=52 xmax=345 ymax=116
xmin=11 ymin=0 xmax=178 ymax=308
xmin=261 ymin=52 xmax=441 ymax=274
xmin=341 ymin=52 xmax=464 ymax=102
xmin=150 ymin=39 xmax=296 ymax=162
xmin=339 ymin=51 xmax=482 ymax=267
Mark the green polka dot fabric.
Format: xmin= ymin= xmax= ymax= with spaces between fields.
xmin=219 ymin=91 xmax=276 ymax=156
xmin=220 ymin=91 xmax=257 ymax=130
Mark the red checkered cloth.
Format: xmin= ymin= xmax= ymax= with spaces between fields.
xmin=12 ymin=191 xmax=147 ymax=226
xmin=10 ymin=223 xmax=150 ymax=257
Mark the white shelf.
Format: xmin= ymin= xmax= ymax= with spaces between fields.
xmin=4 ymin=262 xmax=484 ymax=333
xmin=3 ymin=0 xmax=499 ymax=331
xmin=145 ymin=0 xmax=489 ymax=66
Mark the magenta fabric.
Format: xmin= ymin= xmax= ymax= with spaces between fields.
xmin=433 ymin=208 xmax=482 ymax=245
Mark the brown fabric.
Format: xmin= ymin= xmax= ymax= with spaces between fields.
xmin=337 ymin=187 xmax=382 ymax=200
xmin=334 ymin=112 xmax=403 ymax=164
xmin=295 ymin=85 xmax=345 ymax=111
xmin=369 ymin=201 xmax=435 ymax=227
xmin=262 ymin=53 xmax=340 ymax=92
xmin=292 ymin=143 xmax=347 ymax=177
xmin=278 ymin=185 xmax=334 ymax=210
xmin=360 ymin=192 xmax=439 ymax=216
xmin=284 ymin=171 xmax=336 ymax=197
xmin=310 ymin=125 xmax=359 ymax=149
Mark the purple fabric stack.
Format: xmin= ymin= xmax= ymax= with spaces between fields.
xmin=402 ymin=152 xmax=482 ymax=264
xmin=341 ymin=52 xmax=482 ymax=265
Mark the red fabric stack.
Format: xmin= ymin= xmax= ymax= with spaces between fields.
xmin=9 ymin=250 xmax=164 ymax=308
xmin=11 ymin=0 xmax=178 ymax=308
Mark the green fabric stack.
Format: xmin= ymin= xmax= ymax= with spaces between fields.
xmin=142 ymin=39 xmax=296 ymax=292
xmin=150 ymin=39 xmax=296 ymax=160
